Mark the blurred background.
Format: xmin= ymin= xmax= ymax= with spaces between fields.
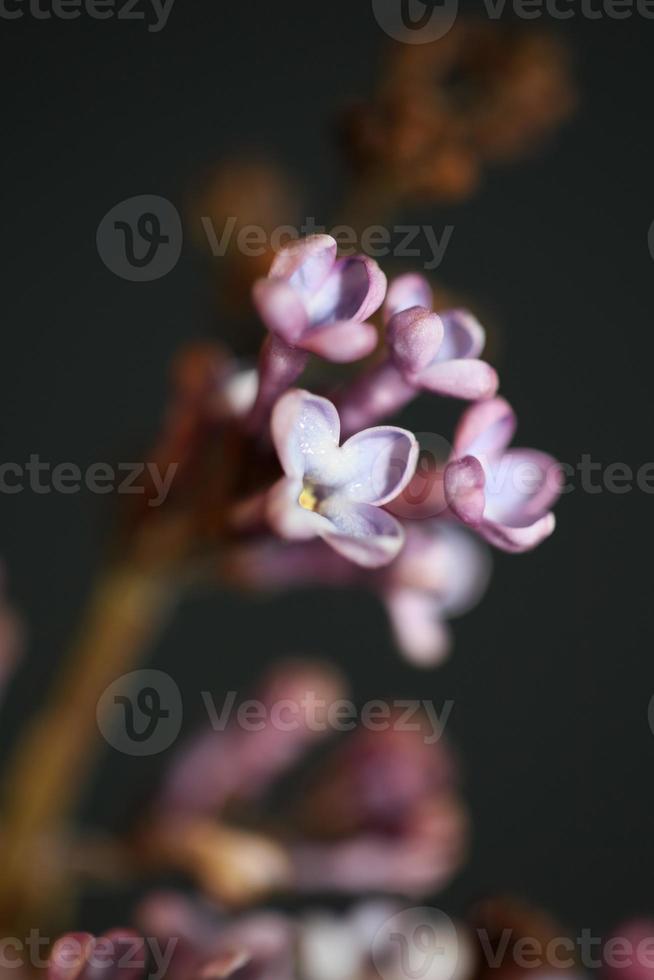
xmin=0 ymin=0 xmax=653 ymax=938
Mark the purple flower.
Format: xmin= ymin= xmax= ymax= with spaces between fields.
xmin=267 ymin=389 xmax=419 ymax=568
xmin=444 ymin=397 xmax=562 ymax=553
xmin=253 ymin=235 xmax=386 ymax=363
xmin=336 ymin=272 xmax=498 ymax=435
xmin=384 ymin=273 xmax=499 ymax=400
xmin=380 ymin=523 xmax=491 ymax=666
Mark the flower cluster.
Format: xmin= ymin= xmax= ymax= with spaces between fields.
xmin=137 ymin=661 xmax=466 ymax=908
xmin=217 ymin=233 xmax=562 ymax=665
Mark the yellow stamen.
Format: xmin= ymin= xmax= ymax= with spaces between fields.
xmin=299 ymin=486 xmax=318 ymax=511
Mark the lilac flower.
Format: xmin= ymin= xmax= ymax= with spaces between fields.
xmin=267 ymin=389 xmax=419 ymax=568
xmin=290 ymin=719 xmax=467 ymax=896
xmin=253 ymin=235 xmax=386 ymax=363
xmin=146 ymin=662 xmax=466 ymax=905
xmin=444 ymin=397 xmax=562 ymax=553
xmin=385 ymin=273 xmax=498 ymax=399
xmin=380 ymin=523 xmax=491 ymax=666
xmin=337 ymin=273 xmax=497 ymax=435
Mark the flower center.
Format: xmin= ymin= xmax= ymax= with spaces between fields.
xmin=298 ymin=485 xmax=319 ymax=512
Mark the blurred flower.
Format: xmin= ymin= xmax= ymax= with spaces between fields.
xmin=445 ymin=397 xmax=562 ymax=553
xmin=266 ymin=389 xmax=418 ymax=568
xmin=379 ymin=522 xmax=491 ymax=667
xmin=289 ymin=714 xmax=467 ymax=896
xmin=141 ymin=660 xmax=466 ymax=905
xmin=341 ymin=22 xmax=575 ymax=203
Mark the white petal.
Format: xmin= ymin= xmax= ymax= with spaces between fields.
xmin=319 ymin=499 xmax=406 ymax=568
xmin=339 ymin=427 xmax=419 ymax=506
xmin=271 ymin=389 xmax=341 ymax=481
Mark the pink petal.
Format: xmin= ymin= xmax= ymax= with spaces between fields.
xmin=479 ymin=512 xmax=557 ymax=553
xmin=299 ymin=319 xmax=378 ymax=363
xmin=444 ymin=456 xmax=487 ymax=527
xmin=437 ymin=310 xmax=486 ymax=360
xmin=418 ymin=358 xmax=499 ymax=401
xmin=269 ymin=234 xmax=337 ymax=295
xmin=271 ymin=389 xmax=341 ymax=480
xmin=452 ymin=397 xmax=517 ymax=460
xmin=387 ymin=308 xmax=444 ymax=376
xmin=484 ymin=450 xmax=562 ymax=527
xmin=307 ymin=256 xmax=386 ymax=326
xmin=384 ymin=587 xmax=452 ymax=667
xmin=252 ymin=279 xmax=308 ymax=345
xmin=353 ymin=255 xmax=388 ymax=322
xmin=266 ymin=477 xmax=333 ymax=540
xmin=384 ymin=273 xmax=434 ymax=321
xmin=340 ymin=426 xmax=419 ymax=506
xmin=320 ymin=501 xmax=406 ymax=568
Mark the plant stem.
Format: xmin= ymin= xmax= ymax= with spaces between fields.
xmin=0 ymin=560 xmax=176 ymax=932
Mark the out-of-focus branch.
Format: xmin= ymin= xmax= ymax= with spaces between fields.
xmin=0 ymin=561 xmax=176 ymax=933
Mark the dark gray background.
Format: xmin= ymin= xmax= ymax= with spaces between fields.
xmin=0 ymin=0 xmax=653 ymax=937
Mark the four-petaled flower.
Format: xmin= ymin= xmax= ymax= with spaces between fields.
xmin=385 ymin=273 xmax=499 ymax=400
xmin=444 ymin=397 xmax=562 ymax=553
xmin=253 ymin=234 xmax=386 ymax=363
xmin=267 ymin=389 xmax=419 ymax=568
